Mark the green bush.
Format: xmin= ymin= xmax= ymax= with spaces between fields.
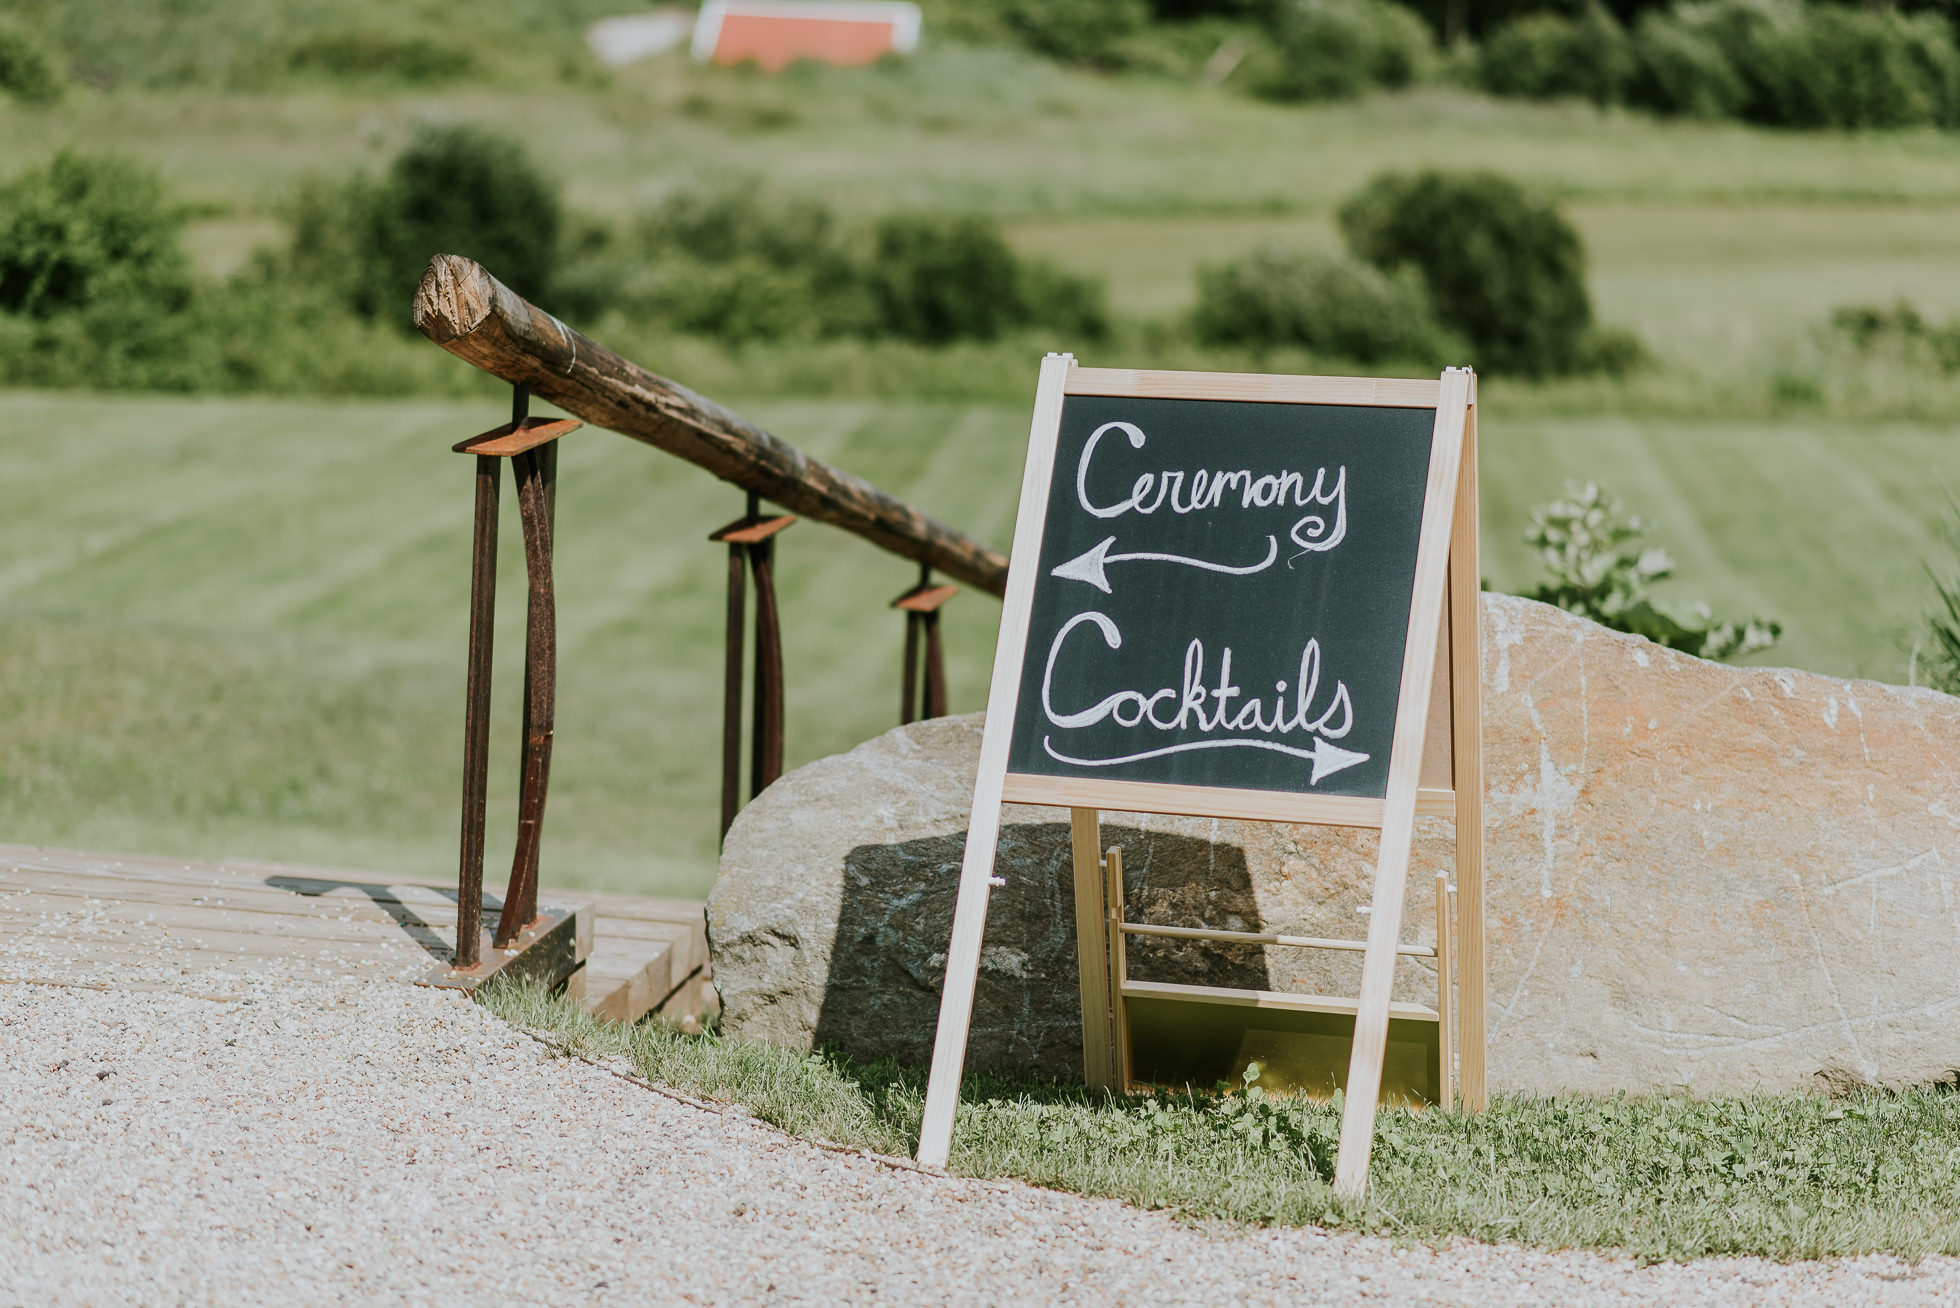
xmin=1478 ymin=4 xmax=1634 ymax=106
xmin=1252 ymin=0 xmax=1433 ymax=102
xmin=568 ymin=188 xmax=1107 ymax=346
xmin=1522 ymin=480 xmax=1782 ymax=661
xmin=867 ymin=213 xmax=1108 ymax=343
xmin=1189 ymin=247 xmax=1458 ymax=363
xmin=990 ymin=0 xmax=1152 ymax=67
xmin=286 ymin=32 xmax=478 ymax=85
xmin=1782 ymin=5 xmax=1960 ymax=129
xmin=0 ymin=19 xmax=63 ymax=104
xmin=0 ymin=151 xmax=191 ymax=319
xmin=1627 ymin=9 xmax=1746 ymax=119
xmin=1338 ymin=169 xmax=1596 ymax=377
xmin=1668 ymin=0 xmax=1960 ymax=129
xmin=1829 ymin=299 xmax=1960 ymax=374
xmin=285 ymin=123 xmax=563 ymax=327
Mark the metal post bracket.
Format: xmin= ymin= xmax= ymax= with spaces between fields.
xmin=454 ymin=417 xmax=583 ymax=456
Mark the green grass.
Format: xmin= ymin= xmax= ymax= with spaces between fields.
xmin=486 ymin=982 xmax=1960 ymax=1262
xmin=3 ymin=389 xmax=1956 ymax=899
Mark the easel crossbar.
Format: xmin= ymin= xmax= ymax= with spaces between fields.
xmin=1119 ymin=921 xmax=1434 ymax=958
xmin=1121 ymin=978 xmax=1439 ymax=1022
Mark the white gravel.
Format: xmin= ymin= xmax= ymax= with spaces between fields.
xmin=3 ymin=972 xmax=1957 ymax=1307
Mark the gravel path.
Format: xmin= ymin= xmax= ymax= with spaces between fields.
xmin=3 ymin=972 xmax=1955 ymax=1307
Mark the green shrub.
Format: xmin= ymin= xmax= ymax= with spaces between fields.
xmin=1189 ymin=247 xmax=1458 ymax=364
xmin=1522 ymin=480 xmax=1781 ymax=661
xmin=571 ymin=188 xmax=1107 ymax=346
xmin=285 ymin=123 xmax=563 ymax=327
xmin=1920 ymin=498 xmax=1960 ymax=696
xmin=867 ymin=213 xmax=1108 ymax=344
xmin=0 ymin=19 xmax=63 ymax=104
xmin=1478 ymin=4 xmax=1634 ymax=106
xmin=991 ymin=0 xmax=1152 ymax=67
xmin=1695 ymin=0 xmax=1960 ymax=129
xmin=1338 ymin=169 xmax=1596 ymax=377
xmin=1627 ymin=9 xmax=1746 ymax=119
xmin=1829 ymin=299 xmax=1960 ymax=374
xmin=1253 ymin=0 xmax=1433 ymax=101
xmin=286 ymin=32 xmax=478 ymax=85
xmin=601 ymin=184 xmax=874 ymax=339
xmin=0 ymin=151 xmax=190 ymax=319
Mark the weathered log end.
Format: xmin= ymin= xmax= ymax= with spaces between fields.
xmin=414 ymin=254 xmax=497 ymax=343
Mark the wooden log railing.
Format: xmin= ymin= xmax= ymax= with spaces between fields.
xmin=414 ymin=255 xmax=1009 ymax=594
xmin=414 ymin=256 xmax=1004 ymax=970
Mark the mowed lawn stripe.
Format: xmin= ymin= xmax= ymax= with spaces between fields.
xmin=4 ymin=392 xmax=1957 ymax=900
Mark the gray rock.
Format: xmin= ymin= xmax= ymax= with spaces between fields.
xmin=707 ymin=594 xmax=1960 ymax=1095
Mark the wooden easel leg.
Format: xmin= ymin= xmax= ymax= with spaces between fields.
xmin=1104 ymin=846 xmax=1131 ymax=1091
xmin=1069 ymin=808 xmax=1113 ymax=1088
xmin=1452 ymin=399 xmax=1488 ymax=1113
xmin=1332 ymin=367 xmax=1473 ymax=1200
xmin=1435 ymin=871 xmax=1454 ymax=1111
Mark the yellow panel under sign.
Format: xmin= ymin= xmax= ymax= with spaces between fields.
xmin=1125 ymin=997 xmax=1441 ymax=1109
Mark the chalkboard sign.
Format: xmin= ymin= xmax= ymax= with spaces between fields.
xmin=1004 ymin=393 xmax=1435 ymax=802
xmin=921 ymin=359 xmax=1482 ymax=1203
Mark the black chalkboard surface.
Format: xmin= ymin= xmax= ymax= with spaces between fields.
xmin=1004 ymin=393 xmax=1437 ymax=801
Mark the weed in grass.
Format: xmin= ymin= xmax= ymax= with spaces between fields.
xmin=483 ymin=981 xmax=1960 ymax=1261
xmin=1916 ymin=495 xmax=1960 ymax=695
xmin=1520 ymin=480 xmax=1782 ymax=661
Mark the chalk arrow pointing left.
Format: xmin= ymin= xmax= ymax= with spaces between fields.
xmin=1051 ymin=534 xmax=1278 ymax=594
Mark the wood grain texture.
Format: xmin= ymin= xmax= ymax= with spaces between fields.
xmin=917 ymin=352 xmax=1075 ymax=1168
xmin=1120 ymin=979 xmax=1438 ymax=1022
xmin=414 ymin=255 xmax=1008 ymax=595
xmin=1106 ymin=844 xmax=1133 ymax=1090
xmin=1118 ymin=921 xmax=1435 ymax=958
xmin=1452 ymin=402 xmax=1489 ymax=1113
xmin=1437 ymin=874 xmax=1456 ymax=1111
xmin=999 ymin=773 xmax=1456 ymax=824
xmin=1069 ymin=808 xmax=1114 ymax=1088
xmin=1333 ymin=367 xmax=1472 ymax=1200
xmin=1064 ymin=368 xmax=1443 ymax=407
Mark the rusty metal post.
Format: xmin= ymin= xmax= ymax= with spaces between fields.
xmin=496 ymin=440 xmax=557 ymax=948
xmin=900 ymin=611 xmax=921 ymax=725
xmin=455 ymin=449 xmax=502 ymax=967
xmin=711 ymin=501 xmax=795 ymax=828
xmin=894 ymin=569 xmax=958 ymax=728
xmin=924 ymin=608 xmax=948 ymax=720
xmin=749 ymin=532 xmax=785 ymax=798
xmin=720 ymin=538 xmax=747 ymax=842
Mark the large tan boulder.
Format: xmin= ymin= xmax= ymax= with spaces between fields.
xmin=707 ymin=594 xmax=1960 ymax=1095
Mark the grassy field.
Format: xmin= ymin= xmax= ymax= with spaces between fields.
xmin=5 ymin=388 xmax=1955 ymax=899
xmin=4 ymin=28 xmax=1960 ymax=894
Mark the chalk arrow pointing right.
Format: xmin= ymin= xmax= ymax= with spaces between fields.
xmin=1051 ymin=534 xmax=1279 ymax=595
xmin=1308 ymin=738 xmax=1370 ymax=784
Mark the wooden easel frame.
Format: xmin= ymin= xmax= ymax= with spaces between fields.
xmin=917 ymin=358 xmax=1484 ymax=1199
